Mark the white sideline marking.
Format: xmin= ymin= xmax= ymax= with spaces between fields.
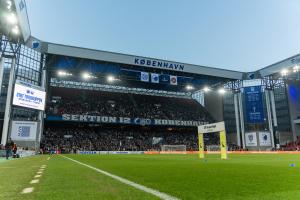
xmin=22 ymin=187 xmax=34 ymax=194
xmin=47 ymin=157 xmax=50 ymax=160
xmin=61 ymin=155 xmax=180 ymax=200
xmin=39 ymin=168 xmax=45 ymax=171
xmin=34 ymin=174 xmax=42 ymax=178
xmin=37 ymin=171 xmax=43 ymax=174
xmin=30 ymin=179 xmax=39 ymax=184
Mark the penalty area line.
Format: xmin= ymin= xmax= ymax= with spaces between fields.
xmin=60 ymin=155 xmax=180 ymax=200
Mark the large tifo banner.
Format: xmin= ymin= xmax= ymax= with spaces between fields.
xmin=12 ymin=81 xmax=46 ymax=111
xmin=11 ymin=121 xmax=38 ymax=141
xmin=46 ymin=114 xmax=208 ymax=127
xmin=244 ymin=86 xmax=264 ymax=123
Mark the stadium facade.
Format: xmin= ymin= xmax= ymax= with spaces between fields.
xmin=1 ymin=0 xmax=300 ymax=152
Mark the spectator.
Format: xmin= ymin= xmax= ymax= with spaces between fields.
xmin=5 ymin=138 xmax=14 ymax=160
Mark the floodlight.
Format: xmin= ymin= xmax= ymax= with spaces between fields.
xmin=218 ymin=88 xmax=226 ymax=94
xmin=107 ymin=75 xmax=115 ymax=82
xmin=11 ymin=26 xmax=19 ymax=35
xmin=6 ymin=0 xmax=12 ymax=9
xmin=280 ymin=69 xmax=288 ymax=76
xmin=57 ymin=70 xmax=72 ymax=77
xmin=58 ymin=71 xmax=66 ymax=76
xmin=203 ymin=86 xmax=211 ymax=92
xmin=293 ymin=65 xmax=299 ymax=73
xmin=6 ymin=13 xmax=17 ymax=25
xmin=82 ymin=72 xmax=92 ymax=80
xmin=186 ymin=85 xmax=194 ymax=90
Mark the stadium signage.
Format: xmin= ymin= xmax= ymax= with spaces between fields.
xmin=198 ymin=121 xmax=225 ymax=133
xmin=77 ymin=151 xmax=145 ymax=155
xmin=244 ymin=86 xmax=264 ymax=123
xmin=258 ymin=132 xmax=271 ymax=146
xmin=47 ymin=114 xmax=207 ymax=127
xmin=13 ymin=81 xmax=46 ymax=111
xmin=245 ymin=132 xmax=258 ymax=146
xmin=10 ymin=121 xmax=38 ymax=141
xmin=134 ymin=58 xmax=185 ymax=71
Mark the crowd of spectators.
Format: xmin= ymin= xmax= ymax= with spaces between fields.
xmin=42 ymin=88 xmax=217 ymax=152
xmin=282 ymin=137 xmax=300 ymax=151
xmin=41 ymin=126 xmax=219 ymax=153
xmin=46 ymin=88 xmax=214 ymax=122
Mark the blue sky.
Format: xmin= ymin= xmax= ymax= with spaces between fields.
xmin=26 ymin=0 xmax=300 ymax=72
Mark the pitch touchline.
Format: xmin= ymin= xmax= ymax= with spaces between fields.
xmin=60 ymin=155 xmax=180 ymax=200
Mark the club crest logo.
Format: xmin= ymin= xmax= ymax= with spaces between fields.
xmin=248 ymin=135 xmax=253 ymax=142
xmin=26 ymin=90 xmax=34 ymax=95
xmin=263 ymin=134 xmax=268 ymax=141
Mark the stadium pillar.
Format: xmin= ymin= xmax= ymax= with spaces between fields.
xmin=36 ymin=63 xmax=46 ymax=152
xmin=269 ymin=90 xmax=278 ymax=127
xmin=233 ymin=93 xmax=241 ymax=147
xmin=0 ymin=57 xmax=4 ymax=96
xmin=238 ymin=92 xmax=246 ymax=149
xmin=265 ymin=90 xmax=275 ymax=148
xmin=1 ymin=58 xmax=16 ymax=145
xmin=270 ymin=90 xmax=279 ymax=146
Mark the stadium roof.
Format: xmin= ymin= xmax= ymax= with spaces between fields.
xmin=258 ymin=53 xmax=300 ymax=77
xmin=43 ymin=42 xmax=244 ymax=80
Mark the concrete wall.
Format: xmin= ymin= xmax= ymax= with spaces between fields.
xmin=204 ymin=92 xmax=224 ymax=122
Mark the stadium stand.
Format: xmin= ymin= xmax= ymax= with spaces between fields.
xmin=42 ymin=87 xmax=217 ymax=152
xmin=46 ymin=88 xmax=214 ymax=122
xmin=41 ymin=125 xmax=221 ymax=153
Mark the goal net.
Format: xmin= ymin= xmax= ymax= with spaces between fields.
xmin=161 ymin=145 xmax=186 ymax=152
xmin=204 ymin=132 xmax=221 ymax=154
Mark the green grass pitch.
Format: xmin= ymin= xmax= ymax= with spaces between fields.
xmin=1 ymin=154 xmax=300 ymax=200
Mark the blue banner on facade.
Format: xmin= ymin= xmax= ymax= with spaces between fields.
xmin=244 ymin=86 xmax=264 ymax=123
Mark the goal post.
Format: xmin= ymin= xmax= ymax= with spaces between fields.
xmin=161 ymin=145 xmax=186 ymax=152
xmin=198 ymin=121 xmax=228 ymax=159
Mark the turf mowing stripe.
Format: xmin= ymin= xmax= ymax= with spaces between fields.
xmin=61 ymin=155 xmax=180 ymax=200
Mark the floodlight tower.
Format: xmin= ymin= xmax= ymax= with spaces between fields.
xmin=0 ymin=0 xmax=31 ymax=145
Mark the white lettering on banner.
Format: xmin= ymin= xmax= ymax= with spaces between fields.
xmin=57 ymin=114 xmax=207 ymax=127
xmin=90 ymin=116 xmax=96 ymax=121
xmin=62 ymin=114 xmax=70 ymax=120
xmin=71 ymin=115 xmax=79 ymax=121
xmin=198 ymin=121 xmax=225 ymax=133
xmin=109 ymin=117 xmax=117 ymax=123
xmin=134 ymin=58 xmax=185 ymax=71
xmin=13 ymin=83 xmax=46 ymax=111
